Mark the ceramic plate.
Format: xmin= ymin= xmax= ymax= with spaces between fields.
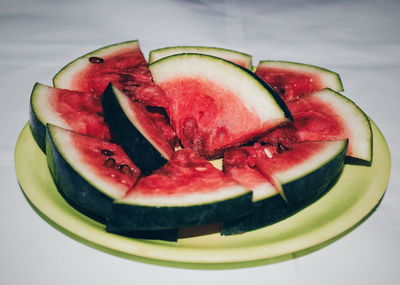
xmin=15 ymin=121 xmax=390 ymax=269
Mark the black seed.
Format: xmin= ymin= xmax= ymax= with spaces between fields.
xmin=101 ymin=149 xmax=114 ymax=156
xmin=118 ymin=164 xmax=133 ymax=176
xmin=89 ymin=56 xmax=104 ymax=64
xmin=277 ymin=143 xmax=289 ymax=153
xmin=103 ymin=157 xmax=116 ymax=168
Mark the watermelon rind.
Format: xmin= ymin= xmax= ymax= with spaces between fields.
xmin=52 ymin=40 xmax=140 ymax=89
xmin=149 ymin=46 xmax=253 ymax=69
xmin=222 ymin=139 xmax=348 ymax=235
xmin=45 ymin=124 xmax=122 ymax=223
xmin=101 ymin=84 xmax=173 ymax=175
xmin=257 ymin=60 xmax=344 ymax=93
xmin=107 ymin=190 xmax=253 ymax=231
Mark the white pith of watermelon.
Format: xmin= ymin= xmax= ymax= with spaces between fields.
xmin=149 ymin=53 xmax=292 ymax=157
xmin=109 ymin=85 xmax=175 ymax=160
xmin=47 ymin=124 xmax=140 ymax=199
xmin=255 ymin=60 xmax=343 ymax=102
xmin=30 ymin=82 xmax=110 ymax=141
xmin=149 ymin=46 xmax=253 ymax=69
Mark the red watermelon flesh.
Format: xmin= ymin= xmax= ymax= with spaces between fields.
xmin=159 ymin=77 xmax=276 ymax=158
xmin=69 ymin=45 xmax=169 ymax=108
xmin=68 ymin=128 xmax=141 ymax=196
xmin=255 ymin=67 xmax=324 ymax=102
xmin=146 ymin=107 xmax=180 ymax=148
xmin=44 ymin=85 xmax=111 ymax=140
xmin=258 ymin=97 xmax=344 ymax=144
xmin=123 ymin=149 xmax=242 ymax=200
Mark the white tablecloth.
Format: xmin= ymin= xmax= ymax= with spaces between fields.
xmin=1 ymin=0 xmax=399 ymax=284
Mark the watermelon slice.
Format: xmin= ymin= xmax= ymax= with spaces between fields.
xmin=149 ymin=53 xmax=292 ymax=158
xmin=107 ymin=149 xmax=253 ymax=231
xmin=149 ymin=46 xmax=253 ymax=69
xmin=45 ymin=124 xmax=140 ymax=223
xmin=255 ymin=61 xmax=343 ymax=102
xmin=101 ymin=84 xmax=175 ymax=175
xmin=53 ymin=40 xmax=168 ymax=107
xmin=29 ymin=82 xmax=110 ymax=152
xmin=259 ymin=88 xmax=372 ymax=163
xmin=222 ymin=139 xmax=348 ymax=235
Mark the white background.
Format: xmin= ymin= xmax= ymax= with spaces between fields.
xmin=1 ymin=0 xmax=399 ymax=284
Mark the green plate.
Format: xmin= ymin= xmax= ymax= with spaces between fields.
xmin=14 ymin=121 xmax=390 ymax=269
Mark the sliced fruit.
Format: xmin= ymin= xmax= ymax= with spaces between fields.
xmin=101 ymin=84 xmax=175 ymax=175
xmin=255 ymin=60 xmax=343 ymax=102
xmin=29 ymin=82 xmax=110 ymax=152
xmin=149 ymin=46 xmax=253 ymax=69
xmin=106 ymin=149 xmax=253 ymax=231
xmin=45 ymin=124 xmax=141 ymax=223
xmin=53 ymin=40 xmax=168 ymax=108
xmin=259 ymin=88 xmax=372 ymax=163
xmin=149 ymin=53 xmax=292 ymax=158
xmin=222 ymin=139 xmax=348 ymax=235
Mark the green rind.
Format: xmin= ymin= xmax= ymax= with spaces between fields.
xmin=52 ymin=40 xmax=139 ymax=88
xmin=222 ymin=140 xmax=348 ymax=235
xmin=29 ymin=82 xmax=47 ymax=152
xmin=45 ymin=125 xmax=114 ymax=223
xmin=257 ymin=60 xmax=344 ymax=92
xmin=149 ymin=45 xmax=253 ymax=69
xmin=101 ymin=84 xmax=169 ymax=175
xmin=107 ymin=192 xmax=253 ymax=231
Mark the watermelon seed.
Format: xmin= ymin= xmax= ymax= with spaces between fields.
xmin=118 ymin=164 xmax=133 ymax=176
xmin=277 ymin=143 xmax=289 ymax=153
xmin=89 ymin=56 xmax=104 ymax=64
xmin=101 ymin=149 xmax=114 ymax=156
xmin=103 ymin=157 xmax=116 ymax=168
xmin=263 ymin=148 xmax=273 ymax=158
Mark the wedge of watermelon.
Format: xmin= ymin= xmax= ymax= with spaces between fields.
xmin=101 ymin=84 xmax=175 ymax=175
xmin=107 ymin=149 xmax=253 ymax=231
xmin=149 ymin=53 xmax=292 ymax=158
xmin=53 ymin=40 xmax=168 ymax=107
xmin=255 ymin=61 xmax=343 ymax=102
xmin=45 ymin=124 xmax=140 ymax=222
xmin=29 ymin=82 xmax=110 ymax=152
xmin=259 ymin=88 xmax=372 ymax=163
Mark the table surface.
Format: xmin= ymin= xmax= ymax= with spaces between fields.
xmin=1 ymin=0 xmax=399 ymax=284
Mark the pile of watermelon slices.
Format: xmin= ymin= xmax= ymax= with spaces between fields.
xmin=29 ymin=40 xmax=372 ymax=241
